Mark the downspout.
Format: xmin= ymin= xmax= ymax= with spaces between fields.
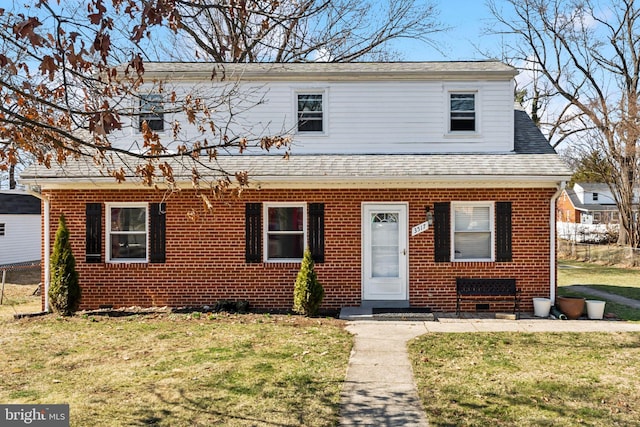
xmin=550 ymin=182 xmax=566 ymax=304
xmin=27 ymin=187 xmax=50 ymax=312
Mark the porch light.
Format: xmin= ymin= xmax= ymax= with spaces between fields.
xmin=426 ymin=206 xmax=433 ymax=226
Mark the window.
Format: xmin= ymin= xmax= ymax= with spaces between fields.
xmin=107 ymin=203 xmax=148 ymax=262
xmin=612 ymin=212 xmax=620 ymax=223
xmin=297 ymin=93 xmax=323 ymax=132
xmin=452 ymin=202 xmax=493 ymax=261
xmin=592 ymin=192 xmax=599 ymax=201
xmin=139 ymin=94 xmax=164 ymax=131
xmin=264 ymin=203 xmax=306 ymax=261
xmin=0 ymin=223 xmax=5 ymax=236
xmin=449 ymin=93 xmax=476 ymax=132
xmin=593 ymin=212 xmax=601 ymax=224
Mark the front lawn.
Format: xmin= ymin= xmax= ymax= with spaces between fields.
xmin=0 ymin=313 xmax=352 ymax=426
xmin=410 ymin=332 xmax=640 ymax=426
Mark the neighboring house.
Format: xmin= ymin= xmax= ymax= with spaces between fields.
xmin=19 ymin=62 xmax=571 ymax=314
xmin=0 ymin=191 xmax=42 ymax=267
xmin=557 ymin=183 xmax=622 ymax=243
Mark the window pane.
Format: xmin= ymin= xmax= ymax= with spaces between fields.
xmin=454 ymin=232 xmax=491 ymax=259
xmin=268 ymin=207 xmax=303 ymax=231
xmin=450 ymin=95 xmax=474 ymax=111
xmin=298 ymin=94 xmax=322 ymax=111
xmin=267 ymin=234 xmax=304 ymax=259
xmin=111 ymin=207 xmax=146 ymax=231
xmin=454 ymin=206 xmax=490 ymax=231
xmin=110 ymin=233 xmax=147 ymax=259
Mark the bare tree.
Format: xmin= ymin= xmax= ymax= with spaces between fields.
xmin=489 ymin=0 xmax=640 ymax=248
xmin=164 ymin=0 xmax=445 ymax=62
xmin=0 ymin=1 xmax=292 ymax=194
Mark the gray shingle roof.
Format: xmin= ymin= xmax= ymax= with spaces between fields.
xmin=513 ymin=109 xmax=557 ymax=154
xmin=0 ymin=192 xmax=41 ymax=214
xmin=20 ymin=151 xmax=570 ymax=187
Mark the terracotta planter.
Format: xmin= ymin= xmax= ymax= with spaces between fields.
xmin=556 ymin=296 xmax=586 ymax=320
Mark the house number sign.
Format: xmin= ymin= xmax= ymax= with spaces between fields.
xmin=411 ymin=221 xmax=429 ymax=236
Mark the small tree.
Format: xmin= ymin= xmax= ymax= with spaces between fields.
xmin=293 ymin=249 xmax=324 ymax=317
xmin=49 ymin=215 xmax=81 ymax=316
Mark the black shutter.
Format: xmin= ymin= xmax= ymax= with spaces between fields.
xmin=496 ymin=201 xmax=512 ymax=262
xmin=245 ymin=203 xmax=262 ymax=263
xmin=85 ymin=203 xmax=102 ymax=263
xmin=309 ymin=203 xmax=325 ymax=263
xmin=434 ymin=202 xmax=451 ymax=263
xmin=149 ymin=203 xmax=166 ymax=263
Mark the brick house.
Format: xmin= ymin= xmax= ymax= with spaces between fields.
xmin=20 ymin=62 xmax=571 ymax=314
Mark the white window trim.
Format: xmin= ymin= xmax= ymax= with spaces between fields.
xmin=293 ymin=88 xmax=329 ymax=136
xmin=445 ymin=89 xmax=481 ymax=137
xmin=263 ymin=202 xmax=307 ymax=263
xmin=106 ymin=202 xmax=149 ymax=263
xmin=451 ymin=201 xmax=495 ymax=262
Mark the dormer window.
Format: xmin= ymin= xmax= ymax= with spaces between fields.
xmin=592 ymin=193 xmax=599 ymax=201
xmin=449 ymin=93 xmax=476 ymax=132
xmin=297 ymin=93 xmax=324 ymax=133
xmin=139 ymin=94 xmax=164 ymax=132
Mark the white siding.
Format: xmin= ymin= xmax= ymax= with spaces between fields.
xmin=112 ymin=79 xmax=515 ymax=155
xmin=0 ymin=214 xmax=41 ymax=265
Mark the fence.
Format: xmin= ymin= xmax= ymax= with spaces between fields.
xmin=556 ymin=221 xmax=619 ymax=244
xmin=557 ymin=239 xmax=640 ymax=267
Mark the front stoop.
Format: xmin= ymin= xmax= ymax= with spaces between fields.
xmin=339 ymin=306 xmax=435 ymax=321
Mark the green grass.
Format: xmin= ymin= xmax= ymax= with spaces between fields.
xmin=558 ymin=260 xmax=640 ymax=321
xmin=558 ymin=259 xmax=640 ymax=289
xmin=0 ymin=313 xmax=352 ymax=426
xmin=409 ymin=332 xmax=640 ymax=426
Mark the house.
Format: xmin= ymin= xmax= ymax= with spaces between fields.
xmin=0 ymin=190 xmax=42 ymax=267
xmin=556 ymin=183 xmax=622 ymax=242
xmin=19 ymin=62 xmax=572 ymax=314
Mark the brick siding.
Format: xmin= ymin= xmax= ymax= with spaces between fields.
xmin=41 ymin=187 xmax=557 ymax=314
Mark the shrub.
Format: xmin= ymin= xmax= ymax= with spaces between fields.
xmin=48 ymin=214 xmax=81 ymax=316
xmin=293 ymin=249 xmax=324 ymax=316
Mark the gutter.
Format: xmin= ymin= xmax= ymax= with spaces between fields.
xmin=550 ymin=182 xmax=566 ymax=304
xmin=26 ymin=186 xmax=50 ymax=313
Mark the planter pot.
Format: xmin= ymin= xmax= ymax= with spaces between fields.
xmin=586 ymin=300 xmax=606 ymax=320
xmin=556 ymin=296 xmax=586 ymax=320
xmin=533 ymin=298 xmax=551 ymax=317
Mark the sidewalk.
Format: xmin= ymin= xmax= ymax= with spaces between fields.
xmin=339 ymin=315 xmax=640 ymax=426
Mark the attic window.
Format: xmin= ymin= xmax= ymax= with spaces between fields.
xmin=139 ymin=94 xmax=164 ymax=132
xmin=450 ymin=93 xmax=476 ymax=132
xmin=592 ymin=193 xmax=599 ymax=201
xmin=0 ymin=223 xmax=5 ymax=236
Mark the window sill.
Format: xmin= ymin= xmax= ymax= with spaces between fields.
xmin=443 ymin=132 xmax=481 ymax=139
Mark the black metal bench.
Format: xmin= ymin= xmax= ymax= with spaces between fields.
xmin=456 ymin=278 xmax=520 ymax=319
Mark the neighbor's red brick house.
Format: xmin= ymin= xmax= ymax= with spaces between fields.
xmin=20 ymin=62 xmax=571 ymax=314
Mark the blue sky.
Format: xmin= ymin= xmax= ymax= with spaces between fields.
xmin=398 ymin=1 xmax=505 ymax=61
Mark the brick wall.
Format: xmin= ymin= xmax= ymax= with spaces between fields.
xmin=41 ymin=187 xmax=557 ymax=314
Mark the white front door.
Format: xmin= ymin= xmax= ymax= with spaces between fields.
xmin=362 ymin=203 xmax=408 ymax=301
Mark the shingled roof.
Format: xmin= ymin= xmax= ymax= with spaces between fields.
xmin=0 ymin=192 xmax=41 ymax=215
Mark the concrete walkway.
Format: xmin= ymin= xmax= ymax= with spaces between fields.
xmin=339 ymin=315 xmax=640 ymax=426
